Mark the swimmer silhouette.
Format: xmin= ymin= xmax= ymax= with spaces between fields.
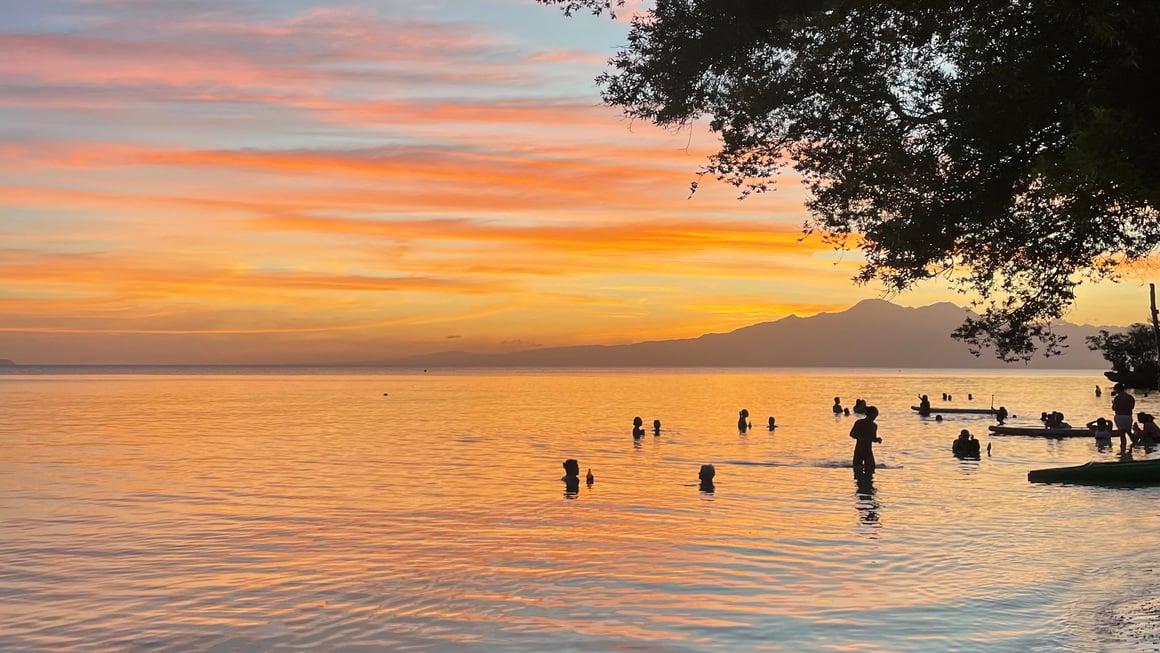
xmin=952 ymin=429 xmax=981 ymax=459
xmin=767 ymin=416 xmax=777 ymax=430
xmin=562 ymin=459 xmax=581 ymax=495
xmin=632 ymin=416 xmax=645 ymax=439
xmin=562 ymin=458 xmax=580 ymax=480
xmin=833 ymin=396 xmax=843 ymax=414
xmin=586 ymin=468 xmax=594 ymax=486
xmin=653 ymin=419 xmax=661 ymax=436
xmin=698 ymin=464 xmax=716 ymax=493
xmin=738 ymin=409 xmax=750 ymax=433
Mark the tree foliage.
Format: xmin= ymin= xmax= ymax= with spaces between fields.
xmin=540 ymin=0 xmax=1160 ymax=361
xmin=1086 ymin=323 xmax=1159 ymax=373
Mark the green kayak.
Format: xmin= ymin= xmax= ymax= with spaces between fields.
xmin=1028 ymin=458 xmax=1160 ymax=485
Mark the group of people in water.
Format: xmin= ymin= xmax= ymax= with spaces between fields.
xmin=1084 ymin=383 xmax=1160 ymax=449
xmin=632 ymin=416 xmax=662 ymax=439
xmin=564 ymin=382 xmax=1154 ymax=495
xmin=734 ymin=409 xmax=779 ymax=433
xmin=831 ymin=397 xmax=869 ymax=417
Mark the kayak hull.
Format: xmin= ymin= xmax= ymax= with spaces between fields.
xmin=1028 ymin=459 xmax=1160 ymax=485
xmin=989 ymin=425 xmax=1095 ymax=438
xmin=911 ymin=406 xmax=997 ymax=415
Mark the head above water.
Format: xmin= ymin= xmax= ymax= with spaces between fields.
xmin=699 ymin=464 xmax=716 ymax=481
xmin=562 ymin=459 xmax=580 ymax=477
xmin=959 ymin=429 xmax=971 ymax=439
xmin=739 ymin=408 xmax=749 ymax=418
xmin=633 ymin=416 xmax=643 ymax=427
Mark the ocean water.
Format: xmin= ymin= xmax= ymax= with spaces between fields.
xmin=1 ymin=367 xmax=1158 ymax=652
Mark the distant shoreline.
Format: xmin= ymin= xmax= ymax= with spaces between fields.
xmin=0 ymin=364 xmax=1110 ymax=375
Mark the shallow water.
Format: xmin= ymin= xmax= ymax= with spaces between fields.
xmin=1 ymin=368 xmax=1158 ymax=652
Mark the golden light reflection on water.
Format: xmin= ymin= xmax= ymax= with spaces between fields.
xmin=1 ymin=369 xmax=1159 ymax=651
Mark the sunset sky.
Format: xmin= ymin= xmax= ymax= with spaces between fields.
xmin=1 ymin=0 xmax=1153 ymax=364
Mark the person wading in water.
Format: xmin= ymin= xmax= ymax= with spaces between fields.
xmin=850 ymin=405 xmax=883 ymax=478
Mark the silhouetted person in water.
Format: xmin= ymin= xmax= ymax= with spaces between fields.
xmin=632 ymin=416 xmax=646 ymax=439
xmin=562 ymin=459 xmax=581 ymax=495
xmin=995 ymin=406 xmax=1009 ymax=425
xmin=767 ymin=416 xmax=777 ymax=430
xmin=586 ymin=468 xmax=594 ymax=486
xmin=653 ymin=419 xmax=661 ymax=436
xmin=738 ymin=409 xmax=750 ymax=433
xmin=853 ymin=398 xmax=867 ymax=414
xmin=1112 ymin=383 xmax=1135 ymax=447
xmin=1095 ymin=385 xmax=1102 ymax=397
xmin=917 ymin=394 xmax=931 ymax=416
xmin=698 ymin=464 xmax=716 ymax=493
xmin=849 ymin=405 xmax=882 ymax=478
xmin=968 ymin=393 xmax=973 ymax=401
xmin=952 ymin=429 xmax=981 ymax=459
xmin=833 ymin=396 xmax=843 ymax=414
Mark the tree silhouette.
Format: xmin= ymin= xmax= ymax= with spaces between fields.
xmin=540 ymin=0 xmax=1160 ymax=360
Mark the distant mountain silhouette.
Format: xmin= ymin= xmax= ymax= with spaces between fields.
xmin=384 ymin=299 xmax=1113 ymax=368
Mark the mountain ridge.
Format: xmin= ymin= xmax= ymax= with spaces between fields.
xmin=381 ymin=299 xmax=1115 ymax=369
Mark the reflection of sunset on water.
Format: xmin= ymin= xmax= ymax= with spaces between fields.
xmin=2 ymin=369 xmax=1157 ymax=649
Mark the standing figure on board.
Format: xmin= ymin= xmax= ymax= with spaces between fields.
xmin=849 ymin=406 xmax=882 ymax=478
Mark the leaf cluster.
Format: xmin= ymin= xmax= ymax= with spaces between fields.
xmin=1086 ymin=323 xmax=1158 ymax=373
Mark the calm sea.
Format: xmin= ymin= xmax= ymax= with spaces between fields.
xmin=1 ymin=367 xmax=1157 ymax=652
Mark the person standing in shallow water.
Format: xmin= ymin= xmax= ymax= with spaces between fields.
xmin=1112 ymin=383 xmax=1135 ymax=448
xmin=738 ymin=409 xmax=750 ymax=433
xmin=632 ymin=416 xmax=646 ymax=439
xmin=849 ymin=405 xmax=882 ymax=478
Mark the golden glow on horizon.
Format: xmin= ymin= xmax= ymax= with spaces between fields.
xmin=0 ymin=2 xmax=1146 ymax=364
